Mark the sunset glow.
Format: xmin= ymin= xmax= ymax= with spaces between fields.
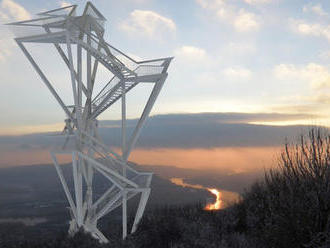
xmin=0 ymin=123 xmax=65 ymax=136
xmin=0 ymin=146 xmax=281 ymax=172
xmin=130 ymin=147 xmax=280 ymax=172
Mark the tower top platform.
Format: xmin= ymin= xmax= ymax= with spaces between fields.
xmin=7 ymin=2 xmax=173 ymax=83
xmin=7 ymin=2 xmax=105 ymax=36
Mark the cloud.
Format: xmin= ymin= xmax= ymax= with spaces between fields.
xmin=119 ymin=10 xmax=176 ymax=39
xmin=174 ymin=46 xmax=208 ymax=64
xmin=59 ymin=1 xmax=72 ymax=8
xmin=223 ymin=67 xmax=252 ymax=79
xmin=196 ymin=0 xmax=225 ymax=10
xmin=270 ymin=104 xmax=322 ymax=114
xmin=279 ymin=93 xmax=330 ymax=108
xmin=233 ymin=9 xmax=260 ymax=32
xmin=244 ymin=0 xmax=272 ymax=4
xmin=0 ymin=0 xmax=31 ymax=22
xmin=273 ymin=63 xmax=330 ymax=89
xmin=0 ymin=0 xmax=31 ymax=62
xmin=309 ymin=93 xmax=330 ymax=104
xmin=290 ymin=19 xmax=330 ymax=42
xmin=197 ymin=0 xmax=261 ymax=32
xmin=303 ymin=3 xmax=328 ymax=17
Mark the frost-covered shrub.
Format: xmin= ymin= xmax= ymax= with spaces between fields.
xmin=242 ymin=128 xmax=330 ymax=248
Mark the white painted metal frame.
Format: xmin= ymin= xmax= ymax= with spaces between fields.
xmin=8 ymin=2 xmax=172 ymax=243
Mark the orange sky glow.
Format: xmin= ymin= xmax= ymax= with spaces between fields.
xmin=0 ymin=146 xmax=282 ymax=173
xmin=129 ymin=146 xmax=281 ymax=172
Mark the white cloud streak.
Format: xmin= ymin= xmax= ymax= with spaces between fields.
xmin=244 ymin=0 xmax=272 ymax=4
xmin=303 ymin=3 xmax=328 ymax=17
xmin=274 ymin=63 xmax=330 ymax=89
xmin=197 ymin=0 xmax=261 ymax=32
xmin=119 ymin=10 xmax=176 ymax=39
xmin=196 ymin=0 xmax=225 ymax=9
xmin=174 ymin=46 xmax=207 ymax=61
xmin=0 ymin=0 xmax=31 ymax=62
xmin=0 ymin=0 xmax=31 ymax=21
xmin=290 ymin=19 xmax=330 ymax=42
xmin=233 ymin=9 xmax=260 ymax=32
xmin=59 ymin=1 xmax=72 ymax=8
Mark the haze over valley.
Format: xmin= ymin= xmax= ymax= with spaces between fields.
xmin=0 ymin=112 xmax=319 ymax=214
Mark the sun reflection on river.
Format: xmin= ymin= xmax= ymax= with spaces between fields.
xmin=204 ymin=188 xmax=222 ymax=210
xmin=170 ymin=178 xmax=222 ymax=210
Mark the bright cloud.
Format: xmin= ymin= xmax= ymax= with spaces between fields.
xmin=310 ymin=93 xmax=330 ymax=104
xmin=233 ymin=9 xmax=260 ymax=32
xmin=197 ymin=0 xmax=261 ymax=32
xmin=196 ymin=0 xmax=225 ymax=10
xmin=223 ymin=67 xmax=252 ymax=79
xmin=274 ymin=63 xmax=330 ymax=89
xmin=0 ymin=0 xmax=31 ymax=21
xmin=119 ymin=10 xmax=176 ymax=39
xmin=303 ymin=3 xmax=328 ymax=17
xmin=244 ymin=0 xmax=272 ymax=5
xmin=59 ymin=1 xmax=72 ymax=8
xmin=290 ymin=19 xmax=330 ymax=42
xmin=174 ymin=46 xmax=207 ymax=61
xmin=0 ymin=0 xmax=31 ymax=62
xmin=282 ymin=93 xmax=330 ymax=106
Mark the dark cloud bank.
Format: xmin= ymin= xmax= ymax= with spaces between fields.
xmin=0 ymin=112 xmax=321 ymax=150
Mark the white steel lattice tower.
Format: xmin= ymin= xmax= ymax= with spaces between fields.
xmin=8 ymin=2 xmax=172 ymax=243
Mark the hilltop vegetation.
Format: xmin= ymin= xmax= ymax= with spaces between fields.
xmin=241 ymin=129 xmax=330 ymax=247
xmin=1 ymin=128 xmax=330 ymax=248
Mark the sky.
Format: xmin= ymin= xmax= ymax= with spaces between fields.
xmin=1 ymin=0 xmax=330 ymax=134
xmin=1 ymin=0 xmax=330 ymax=173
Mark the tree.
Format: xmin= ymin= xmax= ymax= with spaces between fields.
xmin=242 ymin=128 xmax=330 ymax=248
